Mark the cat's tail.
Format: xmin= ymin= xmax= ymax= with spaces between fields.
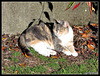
xmin=18 ymin=34 xmax=33 ymax=57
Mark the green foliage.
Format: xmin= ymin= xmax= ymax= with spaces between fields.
xmin=31 ymin=65 xmax=47 ymax=73
xmin=12 ymin=51 xmax=21 ymax=57
xmin=47 ymin=62 xmax=60 ymax=70
xmin=10 ymin=57 xmax=19 ymax=62
xmin=52 ymin=58 xmax=98 ymax=74
xmin=8 ymin=51 xmax=21 ymax=62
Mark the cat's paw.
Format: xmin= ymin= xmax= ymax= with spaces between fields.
xmin=39 ymin=50 xmax=56 ymax=57
xmin=50 ymin=51 xmax=57 ymax=56
xmin=63 ymin=51 xmax=72 ymax=55
xmin=71 ymin=51 xmax=78 ymax=57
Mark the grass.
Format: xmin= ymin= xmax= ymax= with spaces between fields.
xmin=8 ymin=50 xmax=21 ymax=62
xmin=2 ymin=47 xmax=98 ymax=74
xmin=52 ymin=58 xmax=98 ymax=74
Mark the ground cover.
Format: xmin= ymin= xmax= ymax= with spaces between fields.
xmin=2 ymin=23 xmax=98 ymax=74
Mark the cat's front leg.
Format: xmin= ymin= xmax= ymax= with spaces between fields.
xmin=39 ymin=49 xmax=57 ymax=57
xmin=68 ymin=45 xmax=78 ymax=57
xmin=49 ymin=50 xmax=57 ymax=56
xmin=62 ymin=48 xmax=72 ymax=56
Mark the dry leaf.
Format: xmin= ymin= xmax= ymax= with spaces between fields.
xmin=96 ymin=53 xmax=98 ymax=56
xmin=82 ymin=33 xmax=88 ymax=38
xmin=91 ymin=23 xmax=98 ymax=27
xmin=84 ymin=29 xmax=91 ymax=34
xmin=10 ymin=48 xmax=19 ymax=51
xmin=2 ymin=47 xmax=6 ymax=50
xmin=14 ymin=70 xmax=18 ymax=74
xmin=22 ymin=53 xmax=24 ymax=55
xmin=14 ymin=48 xmax=19 ymax=51
xmin=87 ymin=39 xmax=95 ymax=50
xmin=73 ymin=26 xmax=83 ymax=29
xmin=82 ymin=41 xmax=87 ymax=46
xmin=19 ymin=63 xmax=26 ymax=67
xmin=87 ymin=44 xmax=95 ymax=50
xmin=2 ymin=38 xmax=7 ymax=40
xmin=92 ymin=52 xmax=95 ymax=55
xmin=82 ymin=33 xmax=93 ymax=38
xmin=50 ymin=55 xmax=59 ymax=59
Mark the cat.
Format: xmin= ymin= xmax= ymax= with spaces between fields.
xmin=18 ymin=19 xmax=78 ymax=57
xmin=53 ymin=19 xmax=78 ymax=57
xmin=18 ymin=21 xmax=57 ymax=57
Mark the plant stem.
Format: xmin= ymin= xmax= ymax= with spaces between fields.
xmin=38 ymin=2 xmax=44 ymax=21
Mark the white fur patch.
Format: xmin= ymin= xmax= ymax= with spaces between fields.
xmin=63 ymin=51 xmax=72 ymax=55
xmin=57 ymin=26 xmax=78 ymax=57
xmin=58 ymin=26 xmax=73 ymax=46
xmin=71 ymin=51 xmax=78 ymax=57
xmin=63 ymin=50 xmax=78 ymax=57
xmin=30 ymin=42 xmax=56 ymax=56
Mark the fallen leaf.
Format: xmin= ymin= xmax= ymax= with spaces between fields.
xmin=19 ymin=63 xmax=26 ymax=67
xmin=82 ymin=33 xmax=93 ymax=38
xmin=73 ymin=25 xmax=83 ymax=29
xmin=2 ymin=47 xmax=6 ymax=51
xmin=2 ymin=38 xmax=7 ymax=40
xmin=87 ymin=44 xmax=95 ymax=50
xmin=14 ymin=48 xmax=19 ymax=51
xmin=81 ymin=49 xmax=86 ymax=56
xmin=91 ymin=52 xmax=95 ymax=55
xmin=96 ymin=53 xmax=98 ymax=56
xmin=84 ymin=29 xmax=91 ymax=34
xmin=91 ymin=23 xmax=98 ymax=27
xmin=88 ymin=39 xmax=96 ymax=49
xmin=22 ymin=53 xmax=24 ymax=55
xmin=82 ymin=33 xmax=88 ymax=38
xmin=10 ymin=48 xmax=19 ymax=51
xmin=50 ymin=55 xmax=59 ymax=59
xmin=82 ymin=41 xmax=87 ymax=46
xmin=14 ymin=70 xmax=18 ymax=74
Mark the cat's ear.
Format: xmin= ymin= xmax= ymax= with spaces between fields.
xmin=63 ymin=21 xmax=69 ymax=27
xmin=53 ymin=19 xmax=64 ymax=25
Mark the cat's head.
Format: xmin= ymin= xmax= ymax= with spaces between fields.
xmin=53 ymin=19 xmax=70 ymax=36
